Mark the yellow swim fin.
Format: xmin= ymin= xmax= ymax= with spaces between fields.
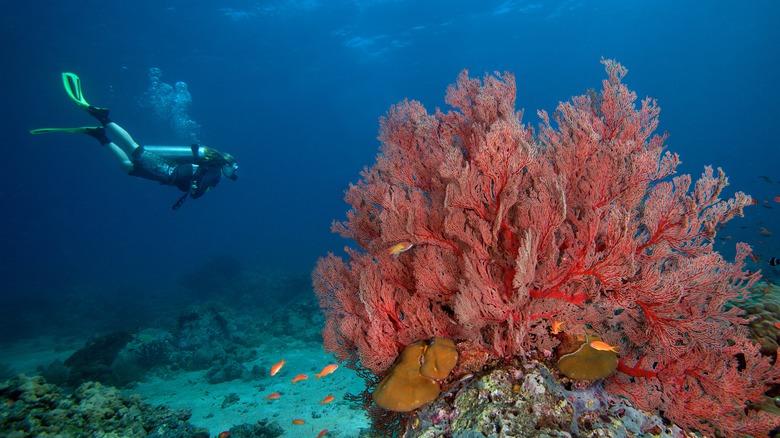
xmin=62 ymin=72 xmax=90 ymax=107
xmin=30 ymin=126 xmax=101 ymax=135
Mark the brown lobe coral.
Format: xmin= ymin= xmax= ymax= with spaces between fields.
xmin=420 ymin=337 xmax=458 ymax=379
xmin=372 ymin=337 xmax=458 ymax=412
xmin=556 ymin=335 xmax=617 ymax=381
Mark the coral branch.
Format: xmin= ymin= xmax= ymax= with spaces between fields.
xmin=313 ymin=59 xmax=777 ymax=436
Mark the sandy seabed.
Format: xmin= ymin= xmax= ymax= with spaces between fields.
xmin=1 ymin=336 xmax=371 ymax=437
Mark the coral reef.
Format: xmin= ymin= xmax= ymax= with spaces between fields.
xmin=742 ymin=280 xmax=780 ymax=356
xmin=407 ymin=362 xmax=684 ymax=437
xmin=0 ymin=374 xmax=206 ymax=437
xmin=314 ymin=59 xmax=780 ymax=436
xmin=111 ymin=328 xmax=177 ymax=385
xmin=224 ymin=420 xmax=284 ymax=438
xmin=64 ymin=331 xmax=133 ymax=387
xmin=739 ymin=280 xmax=780 ymax=419
xmin=50 ymin=305 xmax=264 ymax=388
xmin=173 ymin=304 xmax=258 ymax=377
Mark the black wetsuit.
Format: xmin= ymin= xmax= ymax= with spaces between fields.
xmin=129 ymin=146 xmax=222 ymax=198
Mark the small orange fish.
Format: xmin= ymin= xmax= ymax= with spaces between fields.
xmin=265 ymin=392 xmax=281 ymax=400
xmin=317 ymin=430 xmax=329 ymax=438
xmin=320 ymin=395 xmax=335 ymax=404
xmin=388 ymin=241 xmax=414 ymax=257
xmin=774 ymin=322 xmax=780 ymax=330
xmin=291 ymin=374 xmax=308 ymax=384
xmin=775 ymin=196 xmax=780 ymax=203
xmin=270 ymin=358 xmax=286 ymax=376
xmin=315 ymin=364 xmax=339 ymax=379
xmin=550 ymin=320 xmax=563 ymax=335
xmin=589 ymin=340 xmax=619 ymax=353
xmin=292 ymin=419 xmax=306 ymax=425
xmin=218 ymin=432 xmax=230 ymax=438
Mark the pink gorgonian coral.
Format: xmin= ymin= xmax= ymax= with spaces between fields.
xmin=313 ymin=59 xmax=780 ymax=436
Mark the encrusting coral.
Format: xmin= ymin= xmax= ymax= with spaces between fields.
xmin=372 ymin=337 xmax=458 ymax=412
xmin=407 ymin=361 xmax=685 ymax=437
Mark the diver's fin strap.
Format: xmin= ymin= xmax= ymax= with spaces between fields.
xmin=172 ymin=193 xmax=188 ymax=210
xmin=62 ymin=72 xmax=90 ymax=107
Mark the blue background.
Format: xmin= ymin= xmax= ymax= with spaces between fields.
xmin=1 ymin=0 xmax=778 ymax=338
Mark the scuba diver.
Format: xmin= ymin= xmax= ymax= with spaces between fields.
xmin=31 ymin=73 xmax=238 ymax=210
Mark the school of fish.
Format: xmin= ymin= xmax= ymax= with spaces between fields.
xmin=260 ymin=358 xmax=340 ymax=436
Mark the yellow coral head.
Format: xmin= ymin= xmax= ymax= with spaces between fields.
xmin=556 ymin=336 xmax=617 ymax=381
xmin=372 ymin=337 xmax=458 ymax=412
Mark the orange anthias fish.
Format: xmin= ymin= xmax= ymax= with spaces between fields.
xmin=218 ymin=432 xmax=230 ymax=438
xmin=774 ymin=322 xmax=780 ymax=330
xmin=315 ymin=364 xmax=339 ymax=379
xmin=388 ymin=241 xmax=414 ymax=257
xmin=270 ymin=358 xmax=286 ymax=376
xmin=320 ymin=395 xmax=335 ymax=405
xmin=292 ymin=419 xmax=306 ymax=425
xmin=265 ymin=392 xmax=281 ymax=400
xmin=589 ymin=340 xmax=619 ymax=353
xmin=550 ymin=320 xmax=563 ymax=335
xmin=291 ymin=374 xmax=309 ymax=384
xmin=317 ymin=430 xmax=329 ymax=438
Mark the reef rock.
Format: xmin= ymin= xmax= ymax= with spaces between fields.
xmin=173 ymin=304 xmax=258 ymax=372
xmin=406 ymin=362 xmax=685 ymax=437
xmin=0 ymin=374 xmax=205 ymax=437
xmin=64 ymin=331 xmax=133 ymax=387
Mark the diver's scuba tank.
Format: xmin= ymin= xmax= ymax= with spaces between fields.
xmin=141 ymin=144 xmax=210 ymax=164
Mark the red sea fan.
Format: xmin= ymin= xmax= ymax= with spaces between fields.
xmin=313 ymin=59 xmax=780 ymax=436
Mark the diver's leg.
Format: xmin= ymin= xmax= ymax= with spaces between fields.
xmin=81 ymin=127 xmax=133 ymax=173
xmin=104 ymin=122 xmax=141 ymax=156
xmin=105 ymin=142 xmax=134 ymax=173
xmin=84 ymin=105 xmax=142 ymax=157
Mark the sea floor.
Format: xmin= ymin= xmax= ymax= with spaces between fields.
xmin=128 ymin=344 xmax=370 ymax=437
xmin=0 ymin=335 xmax=371 ymax=437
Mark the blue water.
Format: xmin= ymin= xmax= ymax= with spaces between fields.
xmin=1 ymin=0 xmax=778 ymax=339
